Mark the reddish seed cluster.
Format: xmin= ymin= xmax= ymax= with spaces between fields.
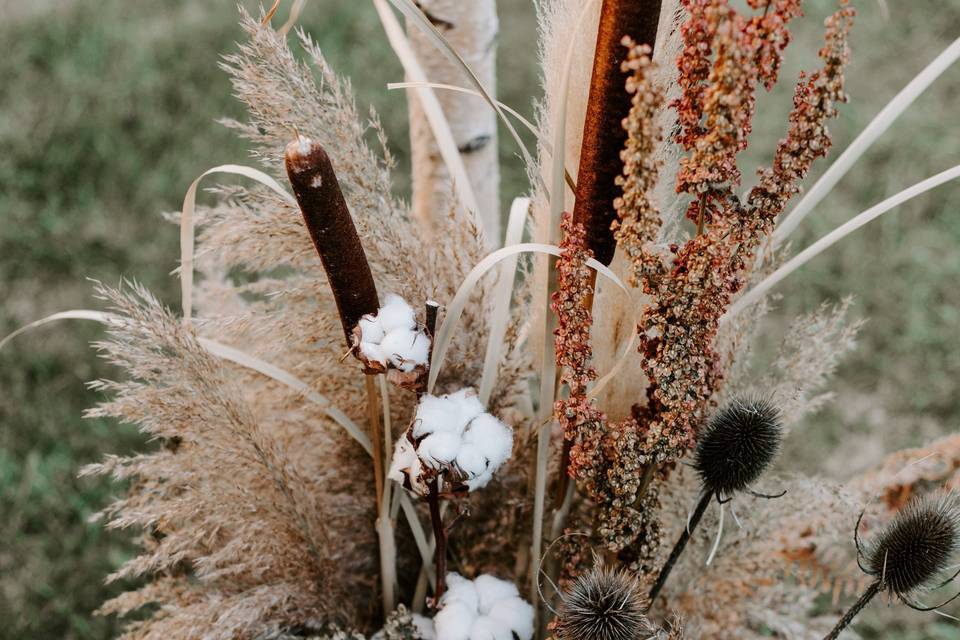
xmin=586 ymin=0 xmax=855 ymax=557
xmin=749 ymin=3 xmax=854 ymax=217
xmin=552 ymin=213 xmax=608 ymax=489
xmin=613 ymin=40 xmax=665 ymax=290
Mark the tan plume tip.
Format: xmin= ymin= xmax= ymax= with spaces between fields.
xmin=572 ymin=0 xmax=661 ymax=266
xmin=284 ymin=136 xmax=380 ymax=346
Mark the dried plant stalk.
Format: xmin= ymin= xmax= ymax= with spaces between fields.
xmin=571 ymin=0 xmax=661 ymax=265
xmin=284 ymin=137 xmax=380 ymax=344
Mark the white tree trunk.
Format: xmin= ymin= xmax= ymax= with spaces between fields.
xmin=407 ymin=0 xmax=501 ymax=247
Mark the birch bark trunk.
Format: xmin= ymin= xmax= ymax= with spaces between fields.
xmin=407 ymin=0 xmax=501 ymax=247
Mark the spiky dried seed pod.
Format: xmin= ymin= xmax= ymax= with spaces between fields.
xmin=865 ymin=491 xmax=960 ymax=597
xmin=555 ymin=564 xmax=660 ymax=640
xmin=693 ymin=398 xmax=782 ymax=496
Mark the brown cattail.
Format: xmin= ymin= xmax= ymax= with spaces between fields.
xmin=284 ymin=137 xmax=380 ymax=346
xmin=572 ymin=0 xmax=661 ymax=265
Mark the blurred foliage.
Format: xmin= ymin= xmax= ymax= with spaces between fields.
xmin=0 ymin=0 xmax=957 ymax=638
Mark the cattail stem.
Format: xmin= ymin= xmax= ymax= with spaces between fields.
xmin=284 ymin=136 xmax=380 ymax=346
xmin=427 ymin=477 xmax=448 ymax=604
xmin=572 ymin=0 xmax=662 ymax=265
xmin=824 ymin=581 xmax=880 ymax=640
xmin=648 ymin=490 xmax=714 ymax=605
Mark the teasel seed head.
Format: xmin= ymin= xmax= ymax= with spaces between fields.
xmin=864 ymin=491 xmax=960 ymax=598
xmin=555 ymin=563 xmax=660 ymax=640
xmin=693 ymin=398 xmax=782 ymax=497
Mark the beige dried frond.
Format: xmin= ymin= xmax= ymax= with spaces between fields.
xmin=83 ymin=282 xmax=367 ymax=637
xmin=657 ymin=471 xmax=861 ymax=638
xmin=765 ymin=298 xmax=863 ymax=429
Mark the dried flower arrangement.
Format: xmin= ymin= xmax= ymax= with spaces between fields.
xmin=5 ymin=0 xmax=960 ymax=638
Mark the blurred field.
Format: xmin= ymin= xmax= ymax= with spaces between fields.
xmin=0 ymin=0 xmax=957 ymax=638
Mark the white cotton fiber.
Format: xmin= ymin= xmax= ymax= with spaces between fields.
xmin=474 ymin=575 xmax=520 ymax=614
xmin=465 ymin=468 xmax=495 ymax=491
xmin=358 ymin=314 xmax=385 ymax=343
xmin=359 ymin=341 xmax=387 ymax=365
xmin=456 ymin=447 xmax=489 ymax=477
xmin=418 ymin=431 xmax=461 ymax=468
xmin=463 ymin=414 xmax=513 ymax=468
xmin=444 ymin=572 xmax=480 ymax=612
xmin=379 ymin=294 xmax=417 ymax=332
xmin=486 ymin=597 xmax=535 ymax=640
xmin=413 ymin=394 xmax=457 ymax=438
xmin=411 ymin=614 xmax=436 ymax=640
xmin=468 ymin=617 xmax=512 ymax=640
xmin=434 ymin=601 xmax=475 ymax=640
xmin=380 ymin=328 xmax=419 ymax=368
xmin=448 ymin=388 xmax=485 ymax=430
xmin=395 ymin=330 xmax=430 ymax=371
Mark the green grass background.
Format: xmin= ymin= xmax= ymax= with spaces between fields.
xmin=0 ymin=0 xmax=957 ymax=637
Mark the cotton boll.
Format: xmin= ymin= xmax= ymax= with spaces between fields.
xmin=418 ymin=431 xmax=461 ymax=468
xmin=468 ymin=617 xmax=512 ymax=640
xmin=486 ymin=597 xmax=535 ymax=640
xmin=448 ymin=388 xmax=486 ymax=430
xmin=474 ymin=575 xmax=520 ymax=614
xmin=464 ymin=414 xmax=514 ymax=469
xmin=379 ymin=294 xmax=417 ymax=332
xmin=444 ymin=572 xmax=480 ymax=613
xmin=435 ymin=601 xmax=475 ymax=640
xmin=414 ymin=393 xmax=467 ymax=438
xmin=358 ymin=314 xmax=385 ymax=343
xmin=465 ymin=468 xmax=495 ymax=491
xmin=388 ymin=437 xmax=419 ymax=485
xmin=359 ymin=341 xmax=387 ymax=365
xmin=393 ymin=330 xmax=430 ymax=371
xmin=411 ymin=614 xmax=435 ymax=640
xmin=381 ymin=328 xmax=421 ymax=369
xmin=414 ymin=394 xmax=458 ymax=438
xmin=456 ymin=447 xmax=489 ymax=478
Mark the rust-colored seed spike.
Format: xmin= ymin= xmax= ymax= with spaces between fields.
xmin=285 ymin=137 xmax=380 ymax=346
xmin=572 ymin=0 xmax=662 ymax=266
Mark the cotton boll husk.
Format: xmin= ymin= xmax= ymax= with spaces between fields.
xmin=444 ymin=572 xmax=480 ymax=612
xmin=456 ymin=447 xmax=489 ymax=477
xmin=359 ymin=341 xmax=387 ymax=365
xmin=468 ymin=618 xmax=512 ymax=640
xmin=448 ymin=388 xmax=486 ymax=428
xmin=379 ymin=294 xmax=417 ymax=332
xmin=418 ymin=431 xmax=462 ymax=468
xmin=486 ymin=597 xmax=535 ymax=640
xmin=359 ymin=314 xmax=385 ymax=343
xmin=434 ymin=601 xmax=475 ymax=640
xmin=414 ymin=394 xmax=461 ymax=439
xmin=464 ymin=414 xmax=514 ymax=469
xmin=388 ymin=437 xmax=419 ymax=485
xmin=474 ymin=575 xmax=520 ymax=614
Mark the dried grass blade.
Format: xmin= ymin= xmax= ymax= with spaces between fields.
xmin=774 ymin=37 xmax=960 ymax=243
xmin=427 ymin=242 xmax=627 ymax=393
xmin=725 ymin=165 xmax=960 ymax=321
xmin=479 ymin=197 xmax=530 ymax=405
xmin=178 ymin=164 xmax=294 ymax=326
